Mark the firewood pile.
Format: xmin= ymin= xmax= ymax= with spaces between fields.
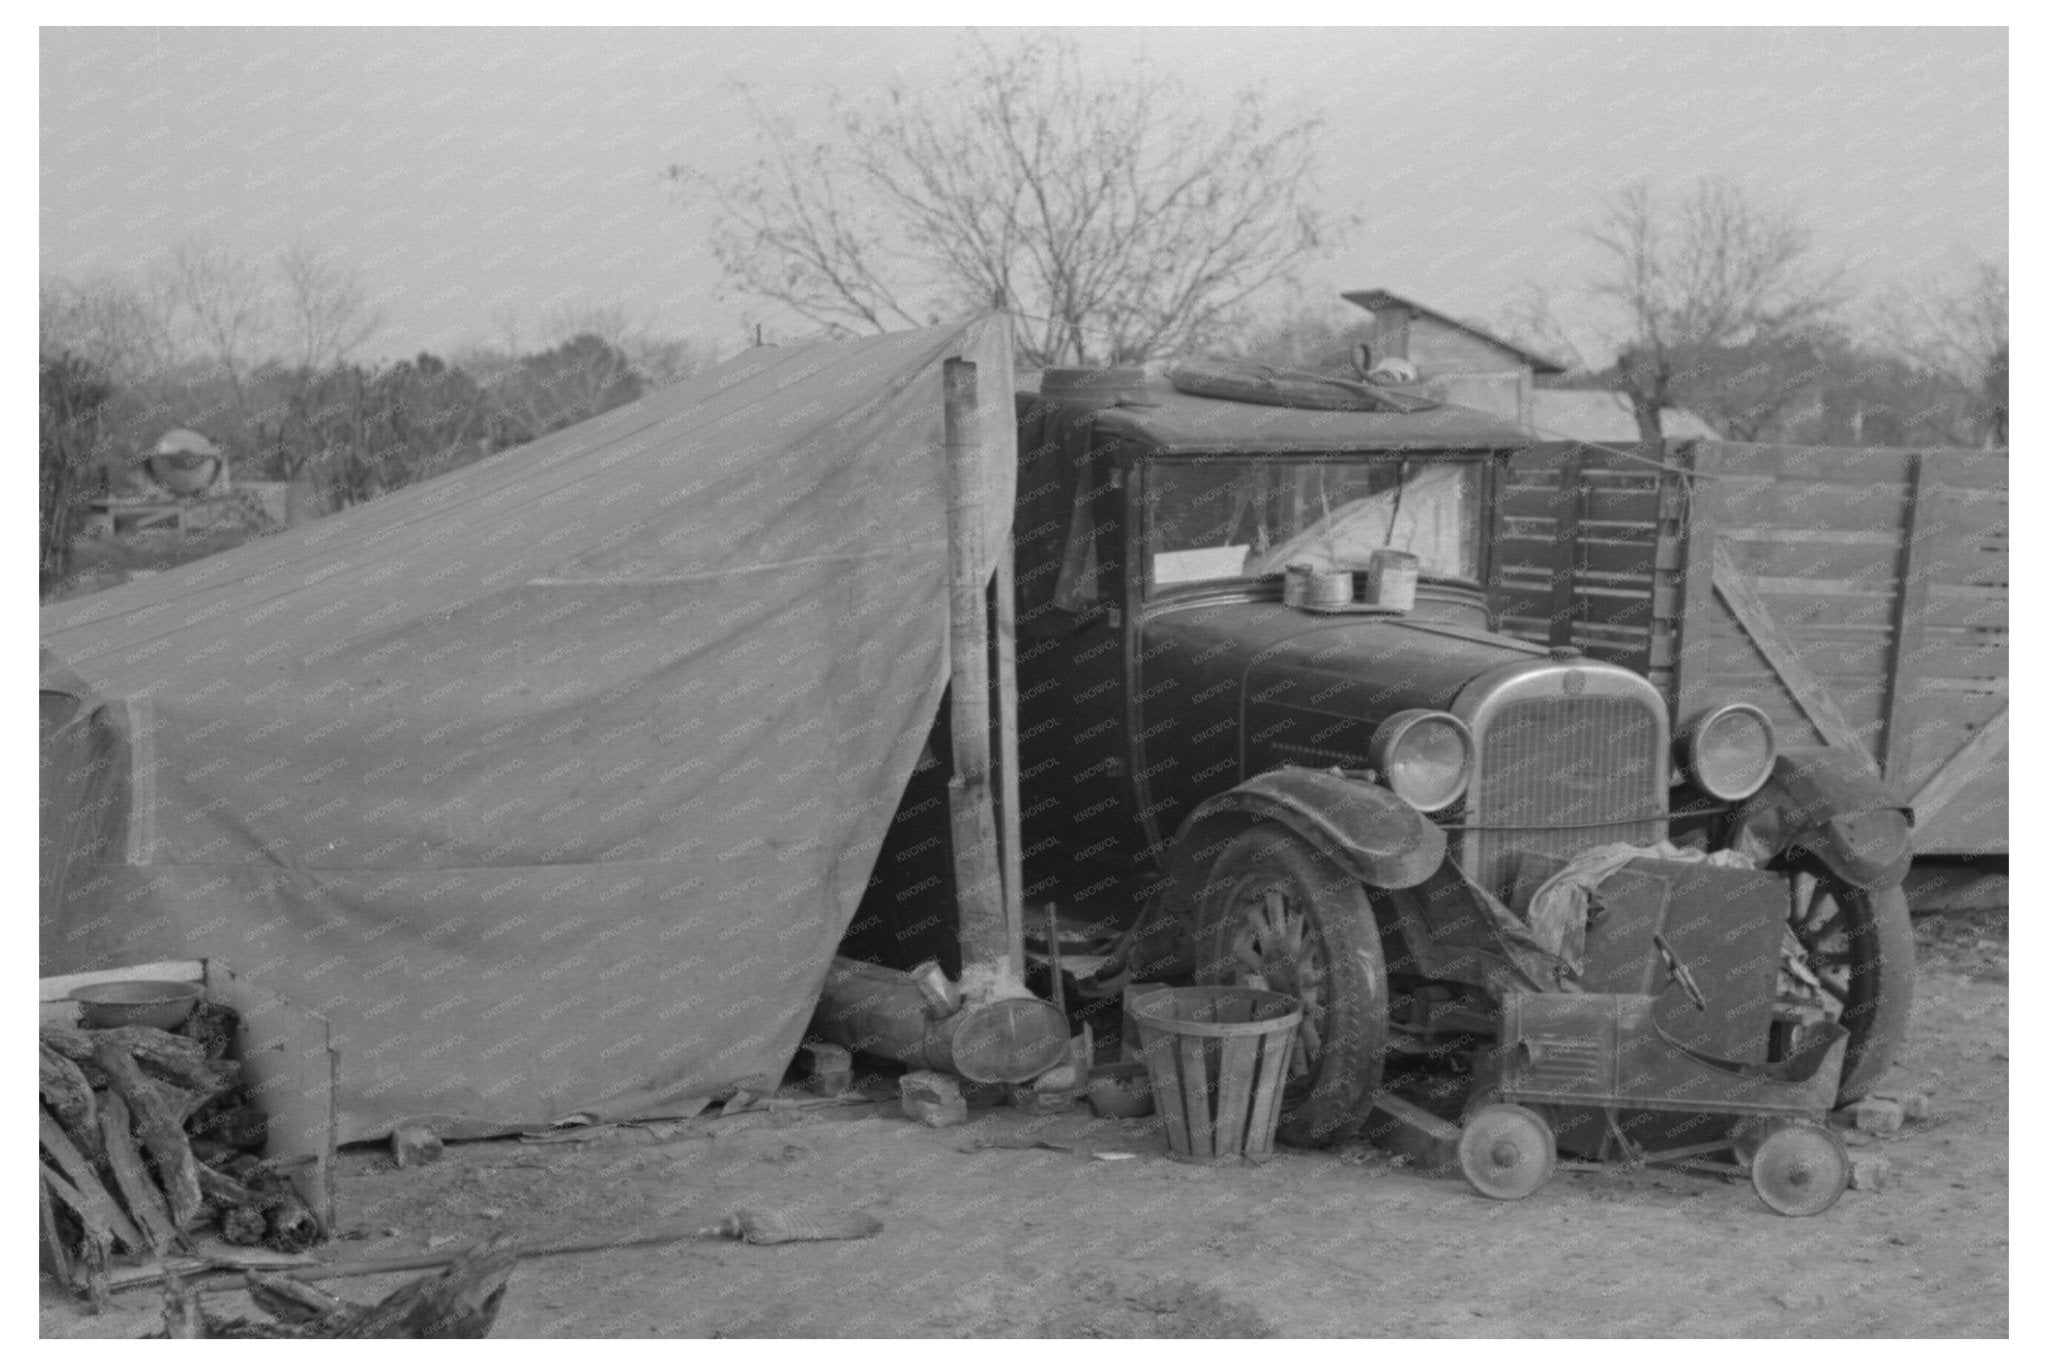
xmin=38 ymin=1003 xmax=323 ymax=1308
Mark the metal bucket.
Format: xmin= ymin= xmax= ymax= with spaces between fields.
xmin=1366 ymin=549 xmax=1419 ymax=611
xmin=1283 ymin=563 xmax=1353 ymax=610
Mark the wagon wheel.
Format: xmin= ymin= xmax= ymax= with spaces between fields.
xmin=1783 ymin=863 xmax=1915 ymax=1103
xmin=1192 ymin=825 xmax=1387 ymax=1148
xmin=1730 ymin=1116 xmax=1776 ymax=1166
xmin=1748 ymin=1122 xmax=1849 ymax=1216
xmin=1458 ymin=1103 xmax=1557 ymax=1201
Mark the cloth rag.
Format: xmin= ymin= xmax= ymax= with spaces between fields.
xmin=1524 ymin=841 xmax=1756 ymax=977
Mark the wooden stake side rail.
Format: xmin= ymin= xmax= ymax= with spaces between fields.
xmin=1494 ymin=440 xmax=2007 ymax=855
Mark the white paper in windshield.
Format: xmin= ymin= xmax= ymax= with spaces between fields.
xmin=1153 ymin=545 xmax=1250 ymax=585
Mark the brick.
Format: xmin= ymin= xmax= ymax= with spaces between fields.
xmin=1848 ymin=1156 xmax=1892 ymax=1191
xmin=390 ymin=1124 xmax=443 ymax=1169
xmin=1873 ymin=1091 xmax=1931 ymax=1122
xmin=1848 ymin=1097 xmax=1905 ymax=1136
xmin=899 ymin=1071 xmax=967 ymax=1128
xmin=802 ymin=1042 xmax=852 ymax=1097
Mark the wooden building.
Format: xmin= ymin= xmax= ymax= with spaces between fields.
xmin=1342 ymin=288 xmax=1566 ymax=426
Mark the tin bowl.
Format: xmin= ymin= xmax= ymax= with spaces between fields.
xmin=70 ymin=979 xmax=204 ymax=1031
xmin=1087 ymin=1061 xmax=1156 ymax=1119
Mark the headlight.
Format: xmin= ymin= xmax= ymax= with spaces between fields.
xmin=1679 ymin=703 xmax=1776 ymax=801
xmin=1370 ymin=709 xmax=1473 ymax=812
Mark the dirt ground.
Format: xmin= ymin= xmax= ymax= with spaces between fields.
xmin=42 ymin=913 xmax=2008 ymax=1339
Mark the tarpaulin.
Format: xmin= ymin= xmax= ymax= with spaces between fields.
xmin=40 ymin=316 xmax=1015 ymax=1141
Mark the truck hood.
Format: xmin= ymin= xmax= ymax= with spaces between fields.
xmin=1140 ymin=599 xmax=1547 ymax=769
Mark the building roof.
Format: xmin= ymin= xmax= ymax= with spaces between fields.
xmin=1342 ymin=289 xmax=1569 ymax=376
xmin=1528 ymin=389 xmax=1721 ymax=442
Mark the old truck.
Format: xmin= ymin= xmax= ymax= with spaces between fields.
xmin=1004 ymin=364 xmax=1917 ymax=1170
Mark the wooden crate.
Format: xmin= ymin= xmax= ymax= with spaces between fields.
xmin=1494 ymin=440 xmax=2007 ymax=855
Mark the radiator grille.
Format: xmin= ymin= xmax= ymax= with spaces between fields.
xmin=1516 ymin=1033 xmax=1610 ymax=1095
xmin=1464 ymin=697 xmax=1664 ymax=892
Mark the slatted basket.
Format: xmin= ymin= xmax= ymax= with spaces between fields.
xmin=1129 ymin=987 xmax=1300 ymax=1162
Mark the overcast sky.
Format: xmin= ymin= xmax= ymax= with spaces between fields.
xmin=40 ymin=26 xmax=2007 ymax=366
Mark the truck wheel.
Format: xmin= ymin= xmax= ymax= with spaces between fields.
xmin=1191 ymin=825 xmax=1388 ymax=1148
xmin=1787 ymin=867 xmax=1914 ymax=1103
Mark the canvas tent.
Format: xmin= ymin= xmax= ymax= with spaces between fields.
xmin=41 ymin=316 xmax=1016 ymax=1142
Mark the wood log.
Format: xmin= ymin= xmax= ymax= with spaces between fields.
xmin=220 ymin=1208 xmax=268 ymax=1247
xmin=267 ymin=1204 xmax=322 ymax=1254
xmin=178 ymin=1000 xmax=241 ymax=1060
xmin=39 ymin=1023 xmax=99 ymax=1066
xmin=78 ymin=1220 xmax=112 ymax=1313
xmin=336 ymin=1233 xmax=519 ymax=1339
xmin=190 ymin=1137 xmax=236 ymax=1168
xmin=198 ymin=1158 xmax=276 ymax=1246
xmin=188 ymin=1097 xmax=267 ymax=1150
xmin=40 ymin=1167 xmax=77 ymax=1292
xmin=92 ymin=1035 xmax=205 ymax=1231
xmin=47 ymin=1023 xmax=236 ymax=1103
xmin=212 ymin=1152 xmax=322 ymax=1252
xmin=160 ymin=1273 xmax=206 ymax=1338
xmin=97 ymin=1091 xmax=186 ymax=1257
xmin=39 ymin=1042 xmax=102 ymax=1161
xmin=40 ymin=1107 xmax=146 ymax=1255
xmin=246 ymin=1272 xmax=348 ymax=1324
xmin=196 ymin=1162 xmax=264 ymax=1209
xmin=43 ymin=1160 xmax=123 ymax=1313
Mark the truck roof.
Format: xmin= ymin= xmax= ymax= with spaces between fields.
xmin=1031 ymin=384 xmax=1534 ymax=456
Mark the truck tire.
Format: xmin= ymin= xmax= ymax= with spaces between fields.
xmin=1190 ymin=824 xmax=1388 ymax=1148
xmin=1789 ymin=867 xmax=1915 ymax=1103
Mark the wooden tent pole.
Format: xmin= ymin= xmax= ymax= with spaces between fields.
xmin=995 ymin=535 xmax=1025 ymax=977
xmin=942 ymin=360 xmax=1017 ymax=1000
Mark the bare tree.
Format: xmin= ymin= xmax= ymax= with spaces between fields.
xmin=541 ymin=304 xmax=710 ymax=391
xmin=629 ymin=334 xmax=714 ymax=390
xmin=157 ymin=241 xmax=272 ymax=411
xmin=1889 ymin=259 xmax=2007 ymax=447
xmin=695 ymin=35 xmax=1337 ymax=368
xmin=40 ymin=275 xmax=180 ymax=387
xmin=1494 ymin=283 xmax=1587 ymax=375
xmin=276 ymin=243 xmax=382 ymax=372
xmin=1589 ymin=179 xmax=1843 ymax=440
xmin=1235 ymin=304 xmax=1373 ymax=372
xmin=40 ymin=352 xmax=114 ymax=593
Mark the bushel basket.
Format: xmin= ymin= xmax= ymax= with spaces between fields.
xmin=1130 ymin=986 xmax=1301 ymax=1162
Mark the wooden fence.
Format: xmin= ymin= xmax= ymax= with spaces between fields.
xmin=1492 ymin=440 xmax=2007 ymax=855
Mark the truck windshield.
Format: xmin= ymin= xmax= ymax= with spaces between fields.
xmin=1142 ymin=458 xmax=1485 ymax=592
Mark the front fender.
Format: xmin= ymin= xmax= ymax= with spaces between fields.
xmin=1113 ymin=768 xmax=1445 ymax=983
xmin=1732 ymin=747 xmax=1914 ymax=889
xmin=1173 ymin=767 xmax=1445 ymax=892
